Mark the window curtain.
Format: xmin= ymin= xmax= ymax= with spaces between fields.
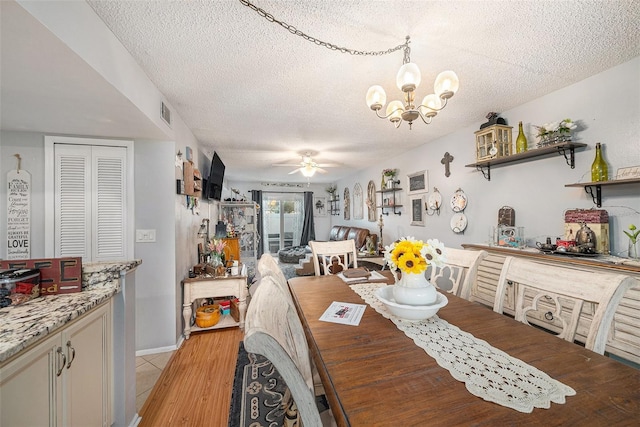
xmin=300 ymin=191 xmax=316 ymax=246
xmin=251 ymin=190 xmax=264 ymax=258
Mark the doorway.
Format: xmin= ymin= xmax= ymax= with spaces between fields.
xmin=262 ymin=192 xmax=304 ymax=255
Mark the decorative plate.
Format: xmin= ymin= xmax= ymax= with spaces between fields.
xmin=450 ymin=212 xmax=468 ymax=233
xmin=450 ymin=189 xmax=468 ymax=212
xmin=427 ymin=189 xmax=442 ymax=210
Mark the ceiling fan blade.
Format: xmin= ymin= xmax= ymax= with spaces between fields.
xmin=316 ymin=167 xmax=328 ymax=174
xmin=315 ymin=163 xmax=340 ymax=168
xmin=288 ymin=168 xmax=302 ymax=174
xmin=273 ymin=162 xmax=303 ymax=167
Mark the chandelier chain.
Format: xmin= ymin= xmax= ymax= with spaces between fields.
xmin=239 ymin=0 xmax=407 ymax=56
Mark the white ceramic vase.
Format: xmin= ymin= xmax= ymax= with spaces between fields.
xmin=392 ymin=272 xmax=437 ymax=306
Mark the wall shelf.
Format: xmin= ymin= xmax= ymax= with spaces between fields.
xmin=565 ymin=177 xmax=640 ymax=208
xmin=376 ymin=182 xmax=403 ymax=215
xmin=465 ymin=141 xmax=588 ymax=181
xmin=328 ymin=196 xmax=340 ymax=216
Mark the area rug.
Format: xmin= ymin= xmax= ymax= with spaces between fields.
xmin=228 ymin=342 xmax=329 ymax=427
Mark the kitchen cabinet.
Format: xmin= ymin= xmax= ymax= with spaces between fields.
xmin=463 ymin=244 xmax=640 ymax=364
xmin=0 ymin=300 xmax=112 ymax=426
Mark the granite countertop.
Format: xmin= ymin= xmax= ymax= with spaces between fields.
xmin=0 ymin=259 xmax=141 ymax=364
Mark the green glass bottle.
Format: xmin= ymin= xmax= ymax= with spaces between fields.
xmin=515 ymin=121 xmax=527 ymax=153
xmin=590 ymin=142 xmax=609 ymax=182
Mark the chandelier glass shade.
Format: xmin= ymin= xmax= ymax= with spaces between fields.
xmin=366 ymin=37 xmax=459 ymax=129
xmin=301 ymin=164 xmax=317 ymax=177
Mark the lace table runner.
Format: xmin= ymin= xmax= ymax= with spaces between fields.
xmin=351 ymin=283 xmax=576 ymax=413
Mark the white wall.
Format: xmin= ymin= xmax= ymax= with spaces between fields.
xmin=336 ymin=57 xmax=640 ymax=257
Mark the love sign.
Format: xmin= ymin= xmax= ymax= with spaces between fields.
xmin=7 ymin=168 xmax=31 ymax=260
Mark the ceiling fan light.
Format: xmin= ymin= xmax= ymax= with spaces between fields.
xmin=397 ymin=62 xmax=421 ymax=92
xmin=434 ymin=70 xmax=459 ymax=99
xmin=386 ymin=100 xmax=404 ymax=122
xmin=301 ymin=164 xmax=316 ymax=177
xmin=366 ymin=85 xmax=386 ymax=110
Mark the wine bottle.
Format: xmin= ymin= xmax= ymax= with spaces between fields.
xmin=590 ymin=142 xmax=609 ymax=182
xmin=516 ymin=121 xmax=527 ymax=153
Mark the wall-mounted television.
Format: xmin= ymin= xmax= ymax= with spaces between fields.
xmin=207 ymin=151 xmax=225 ymax=201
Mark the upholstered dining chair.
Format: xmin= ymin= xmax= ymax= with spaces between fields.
xmin=430 ymin=247 xmax=487 ymax=300
xmin=310 ymin=239 xmax=358 ymax=276
xmin=493 ymin=256 xmax=638 ymax=355
xmin=256 ymin=253 xmax=292 ymax=301
xmin=244 ymin=275 xmax=334 ymax=427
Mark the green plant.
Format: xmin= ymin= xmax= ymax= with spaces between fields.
xmin=382 ymin=168 xmax=397 ymax=177
xmin=624 ymin=224 xmax=639 ymax=244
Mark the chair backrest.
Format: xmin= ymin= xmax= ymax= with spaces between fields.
xmin=310 ymin=239 xmax=358 ymax=276
xmin=493 ymin=256 xmax=637 ymax=354
xmin=430 ymin=248 xmax=487 ymax=300
xmin=244 ymin=276 xmax=322 ymax=427
xmin=257 ymin=253 xmax=292 ymax=302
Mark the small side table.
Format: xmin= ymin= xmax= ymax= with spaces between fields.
xmin=181 ymin=275 xmax=248 ymax=339
xmin=357 ymin=252 xmax=386 ymax=270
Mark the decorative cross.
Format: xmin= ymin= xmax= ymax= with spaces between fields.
xmin=441 ymin=152 xmax=454 ymax=177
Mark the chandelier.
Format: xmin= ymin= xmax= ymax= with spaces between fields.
xmin=366 ymin=36 xmax=459 ymax=129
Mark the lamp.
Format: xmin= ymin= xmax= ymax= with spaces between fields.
xmin=366 ymin=36 xmax=459 ymax=129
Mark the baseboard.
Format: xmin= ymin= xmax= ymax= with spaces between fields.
xmin=128 ymin=413 xmax=142 ymax=427
xmin=136 ymin=343 xmax=179 ymax=357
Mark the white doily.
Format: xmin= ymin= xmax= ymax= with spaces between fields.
xmin=351 ymin=283 xmax=576 ymax=413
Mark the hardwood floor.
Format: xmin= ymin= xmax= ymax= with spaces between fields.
xmin=139 ymin=327 xmax=243 ymax=426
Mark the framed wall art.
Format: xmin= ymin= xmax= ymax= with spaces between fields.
xmin=410 ymin=195 xmax=425 ymax=226
xmin=353 ymin=182 xmax=363 ymax=220
xmin=343 ymin=187 xmax=350 ymax=220
xmin=314 ymin=196 xmax=327 ymax=217
xmin=367 ymin=180 xmax=376 ymax=222
xmin=407 ymin=170 xmax=428 ymax=195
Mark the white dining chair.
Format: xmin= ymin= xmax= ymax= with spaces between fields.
xmin=256 ymin=253 xmax=292 ymax=302
xmin=493 ymin=256 xmax=638 ymax=354
xmin=310 ymin=239 xmax=358 ymax=276
xmin=430 ymin=247 xmax=487 ymax=300
xmin=244 ymin=275 xmax=334 ymax=427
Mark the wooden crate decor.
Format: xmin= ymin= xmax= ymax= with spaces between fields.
xmin=0 ymin=257 xmax=82 ymax=295
xmin=564 ymin=209 xmax=610 ymax=254
xmin=475 ymin=124 xmax=513 ymax=161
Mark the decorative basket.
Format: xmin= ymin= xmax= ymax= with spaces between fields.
xmin=195 ymin=304 xmax=220 ymax=328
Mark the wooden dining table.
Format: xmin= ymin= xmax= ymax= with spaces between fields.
xmin=288 ymin=273 xmax=640 ymax=426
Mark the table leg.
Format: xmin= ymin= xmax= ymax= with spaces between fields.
xmin=183 ymin=283 xmax=192 ymax=339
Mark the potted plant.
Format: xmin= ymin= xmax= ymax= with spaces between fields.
xmin=382 ymin=168 xmax=397 ymax=188
xmin=624 ymin=224 xmax=639 ymax=259
xmin=325 ymin=184 xmax=337 ymax=201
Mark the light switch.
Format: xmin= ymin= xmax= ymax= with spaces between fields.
xmin=136 ymin=229 xmax=157 ymax=243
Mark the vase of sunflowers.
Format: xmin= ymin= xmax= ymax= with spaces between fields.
xmin=384 ymin=237 xmax=446 ymax=306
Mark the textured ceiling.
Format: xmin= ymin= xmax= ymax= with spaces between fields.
xmin=3 ymin=1 xmax=640 ymax=184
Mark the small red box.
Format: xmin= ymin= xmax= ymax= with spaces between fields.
xmin=0 ymin=257 xmax=82 ymax=295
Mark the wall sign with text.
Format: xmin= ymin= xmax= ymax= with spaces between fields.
xmin=6 ymin=169 xmax=31 ymax=259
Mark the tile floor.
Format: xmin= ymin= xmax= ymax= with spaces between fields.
xmin=135 ymin=350 xmax=175 ymax=412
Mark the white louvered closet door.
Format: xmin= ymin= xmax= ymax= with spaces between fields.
xmin=54 ymin=144 xmax=127 ymax=261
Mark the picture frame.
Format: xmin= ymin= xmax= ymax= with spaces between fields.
xmin=407 ymin=170 xmax=428 ymax=195
xmin=314 ymin=196 xmax=328 ymax=217
xmin=615 ymin=165 xmax=640 ymax=180
xmin=353 ymin=182 xmax=364 ymax=220
xmin=410 ymin=195 xmax=425 ymax=226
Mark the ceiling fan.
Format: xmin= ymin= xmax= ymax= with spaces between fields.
xmin=273 ymin=152 xmax=339 ymax=177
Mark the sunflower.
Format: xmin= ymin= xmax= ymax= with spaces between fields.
xmin=384 ymin=236 xmax=446 ymax=275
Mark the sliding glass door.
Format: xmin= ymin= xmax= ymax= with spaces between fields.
xmin=262 ymin=192 xmax=304 ymax=254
